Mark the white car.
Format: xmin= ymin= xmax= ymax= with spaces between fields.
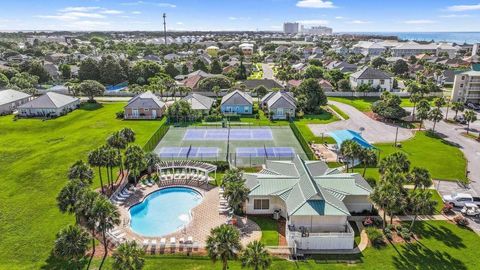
xmin=442 ymin=193 xmax=480 ymax=207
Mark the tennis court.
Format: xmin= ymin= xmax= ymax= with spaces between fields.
xmin=154 ymin=126 xmax=307 ymax=167
xmin=236 ymin=147 xmax=295 ymax=158
xmin=183 ymin=128 xmax=273 ymax=141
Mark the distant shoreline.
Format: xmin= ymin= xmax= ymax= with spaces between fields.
xmin=336 ymin=32 xmax=480 ymax=44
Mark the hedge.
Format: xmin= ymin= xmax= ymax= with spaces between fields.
xmin=289 ymin=122 xmax=316 ymax=160
xmin=143 ymin=124 xmax=170 ymax=152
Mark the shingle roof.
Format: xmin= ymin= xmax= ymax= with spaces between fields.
xmin=0 ymin=89 xmax=31 ymax=106
xmin=242 ymin=79 xmax=283 ymax=90
xmin=350 ymin=66 xmax=391 ymax=80
xmin=221 ymin=89 xmax=253 ymax=105
xmin=18 ymin=92 xmax=78 ymax=109
xmin=125 ymin=91 xmax=165 ymax=109
xmin=182 ymin=93 xmax=214 ymax=110
xmin=266 ymin=91 xmax=296 ymax=109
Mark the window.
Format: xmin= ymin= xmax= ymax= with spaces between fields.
xmin=380 ymin=79 xmax=385 ymax=85
xmin=368 ymin=80 xmax=373 ymax=84
xmin=253 ymin=199 xmax=269 ymax=210
xmin=244 ymin=106 xmax=249 ymax=112
xmin=461 ymin=76 xmax=465 ymax=80
xmin=460 ymin=84 xmax=464 ymax=88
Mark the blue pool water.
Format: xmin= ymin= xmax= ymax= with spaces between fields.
xmin=129 ymin=187 xmax=202 ymax=237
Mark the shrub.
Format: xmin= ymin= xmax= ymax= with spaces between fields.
xmin=116 ymin=111 xmax=124 ymax=119
xmin=442 ymin=203 xmax=454 ymax=215
xmin=453 ymin=215 xmax=469 ymax=227
xmin=366 ymin=227 xmax=385 ymax=248
xmin=386 ymin=224 xmax=394 ymax=231
xmin=204 ymin=114 xmax=223 ymax=122
xmin=396 ymin=225 xmax=403 ymax=231
xmin=385 ymin=232 xmax=393 ymax=241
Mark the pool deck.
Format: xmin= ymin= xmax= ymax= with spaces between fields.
xmin=114 ymin=181 xmax=261 ymax=253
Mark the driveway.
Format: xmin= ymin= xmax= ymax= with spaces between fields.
xmin=308 ymin=101 xmax=414 ymax=144
xmin=261 ymin=63 xmax=274 ymax=80
xmin=418 ymin=110 xmax=480 ymax=195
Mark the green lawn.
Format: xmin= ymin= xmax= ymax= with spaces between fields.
xmin=328 ymin=104 xmax=350 ymax=120
xmin=295 ymin=112 xmax=338 ymax=144
xmin=354 ymin=131 xmax=468 ymax=182
xmin=88 ymin=221 xmax=480 ymax=270
xmin=329 ymin=97 xmax=434 ymax=112
xmin=248 ymin=216 xmax=279 ymax=246
xmin=0 ymin=102 xmax=162 ymax=269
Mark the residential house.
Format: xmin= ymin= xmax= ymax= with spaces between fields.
xmin=182 ymin=93 xmax=215 ymax=114
xmin=349 ymin=66 xmax=393 ymax=91
xmin=143 ymin=54 xmax=162 ymax=63
xmin=451 ymin=70 xmax=480 ymax=104
xmin=261 ymin=91 xmax=296 ymax=119
xmin=18 ymin=92 xmax=80 ymax=117
xmin=391 ymin=43 xmax=437 ymax=58
xmin=244 ymin=155 xmax=372 ymax=251
xmin=275 ymin=45 xmax=289 ymax=54
xmin=43 ymin=62 xmax=60 ymax=81
xmin=326 ymin=61 xmax=358 ymax=73
xmin=164 ymin=53 xmax=180 ymax=61
xmin=319 ymin=79 xmax=334 ymax=92
xmin=239 ymin=43 xmax=254 ymax=56
xmin=180 ymin=70 xmax=214 ymax=90
xmin=221 ymin=90 xmax=253 ymax=115
xmin=124 ymin=91 xmax=166 ymax=119
xmin=0 ymin=89 xmax=32 ymax=115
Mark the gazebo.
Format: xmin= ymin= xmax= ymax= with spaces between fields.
xmin=156 ymin=160 xmax=218 ymax=185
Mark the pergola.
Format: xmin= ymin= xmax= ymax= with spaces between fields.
xmin=156 ymin=160 xmax=218 ymax=183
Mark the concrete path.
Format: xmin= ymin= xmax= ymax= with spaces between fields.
xmin=309 ymin=101 xmax=414 ymax=144
xmin=261 ymin=63 xmax=275 ymax=80
xmin=355 ymin=221 xmax=368 ymax=252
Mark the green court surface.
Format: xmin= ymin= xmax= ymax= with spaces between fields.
xmin=155 ymin=126 xmax=307 ymax=167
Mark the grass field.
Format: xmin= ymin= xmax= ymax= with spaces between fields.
xmin=354 ymin=131 xmax=468 ymax=182
xmin=295 ymin=112 xmax=339 ymax=144
xmin=87 ymin=220 xmax=480 ymax=270
xmin=0 ymin=102 xmax=162 ymax=269
xmin=329 ymin=97 xmax=434 ymax=112
xmin=328 ymin=104 xmax=350 ymax=120
xmin=248 ymin=216 xmax=279 ymax=246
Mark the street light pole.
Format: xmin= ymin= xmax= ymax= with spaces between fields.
xmin=394 ymin=126 xmax=399 ymax=147
xmin=163 ymin=13 xmax=167 ymax=45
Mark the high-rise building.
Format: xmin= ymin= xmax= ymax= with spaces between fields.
xmin=283 ymin=22 xmax=299 ymax=34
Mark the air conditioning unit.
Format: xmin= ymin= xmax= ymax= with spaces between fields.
xmin=273 ymin=209 xmax=281 ymax=220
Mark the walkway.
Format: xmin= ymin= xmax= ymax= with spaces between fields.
xmin=309 ymin=101 xmax=414 ymax=144
xmin=261 ymin=63 xmax=275 ymax=80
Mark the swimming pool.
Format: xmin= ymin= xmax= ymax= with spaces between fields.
xmin=129 ymin=187 xmax=203 ymax=237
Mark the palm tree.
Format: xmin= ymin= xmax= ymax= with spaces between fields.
xmin=340 ymin=140 xmax=361 ymax=172
xmin=206 ymin=224 xmax=242 ymax=270
xmin=371 ymin=181 xmax=406 ymax=226
xmin=53 ymin=225 xmax=90 ymax=264
xmin=359 ymin=148 xmax=378 ymax=177
xmin=88 ymin=147 xmax=106 ymax=194
xmin=408 ymin=190 xmax=436 ymax=230
xmin=416 ymin=99 xmax=431 ymax=130
xmin=464 ymin=110 xmax=478 ymax=135
xmin=224 ymin=181 xmax=250 ymax=213
xmin=68 ymin=160 xmax=94 ymax=185
xmin=240 ymin=240 xmax=271 ymax=270
xmin=222 ymin=168 xmax=244 ymax=185
xmin=120 ymin=128 xmax=136 ymax=144
xmin=451 ymin=102 xmax=465 ymax=119
xmin=75 ymin=190 xmax=100 ymax=270
xmin=124 ymin=145 xmax=146 ymax=185
xmin=428 ymin=107 xmax=443 ymax=133
xmin=378 ymin=152 xmax=410 ymax=175
xmin=112 ymin=241 xmax=145 ymax=270
xmin=144 ymin=152 xmax=161 ymax=178
xmin=409 ymin=92 xmax=422 ymax=121
xmin=93 ymin=196 xmax=121 ymax=270
xmin=104 ymin=146 xmax=121 ymax=190
xmin=433 ymin=96 xmax=446 ymax=109
xmin=107 ymin=131 xmax=128 ymax=177
xmin=407 ymin=167 xmax=431 ymax=190
xmin=57 ymin=179 xmax=87 ymax=223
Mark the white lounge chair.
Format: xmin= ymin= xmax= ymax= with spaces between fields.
xmin=147 ymin=180 xmax=154 ymax=187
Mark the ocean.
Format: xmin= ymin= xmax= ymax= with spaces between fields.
xmin=338 ymin=32 xmax=480 ymax=44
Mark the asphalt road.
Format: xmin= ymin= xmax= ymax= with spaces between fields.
xmin=261 ymin=63 xmax=275 ymax=80
xmin=309 ymin=101 xmax=414 ymax=144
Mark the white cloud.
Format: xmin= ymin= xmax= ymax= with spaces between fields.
xmin=156 ymin=3 xmax=176 ymax=8
xmin=132 ymin=11 xmax=142 ymax=14
xmin=335 ymin=16 xmax=344 ymax=19
xmin=121 ymin=1 xmax=175 ymax=8
xmin=60 ymin=6 xmax=100 ymax=12
xmin=228 ymin=16 xmax=238 ymax=20
xmin=176 ymin=22 xmax=184 ymax=25
xmin=101 ymin=9 xmax=124 ymax=14
xmin=349 ymin=20 xmax=370 ymax=24
xmin=439 ymin=14 xmax=472 ymax=18
xmin=404 ymin=20 xmax=436 ymax=24
xmin=297 ymin=19 xmax=329 ymax=25
xmin=296 ymin=0 xmax=336 ymax=9
xmin=447 ymin=3 xmax=480 ymax=12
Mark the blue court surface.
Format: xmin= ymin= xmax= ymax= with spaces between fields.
xmin=158 ymin=147 xmax=219 ymax=158
xmin=235 ymin=147 xmax=295 ymax=158
xmin=183 ymin=128 xmax=273 ymax=141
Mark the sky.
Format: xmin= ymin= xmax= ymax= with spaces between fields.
xmin=0 ymin=0 xmax=479 ymax=32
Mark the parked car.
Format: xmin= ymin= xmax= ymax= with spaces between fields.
xmin=461 ymin=203 xmax=480 ymax=217
xmin=454 ymin=115 xmax=467 ymax=124
xmin=442 ymin=193 xmax=480 ymax=207
xmin=466 ymin=102 xmax=480 ymax=111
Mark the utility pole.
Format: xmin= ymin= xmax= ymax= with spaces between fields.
xmin=163 ymin=13 xmax=167 ymax=45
